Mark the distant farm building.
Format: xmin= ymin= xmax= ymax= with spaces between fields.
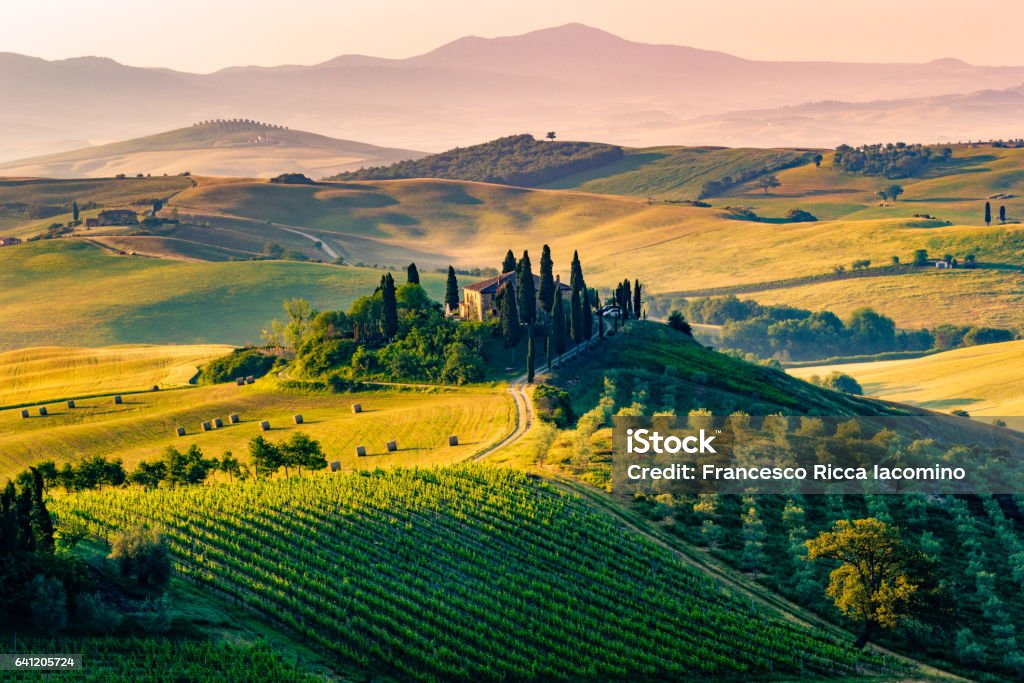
xmin=0 ymin=237 xmax=22 ymax=247
xmin=458 ymin=272 xmax=571 ymax=321
xmin=96 ymin=209 xmax=138 ymax=226
xmin=85 ymin=218 xmax=99 ymax=228
xmin=935 ymin=260 xmax=950 ymax=269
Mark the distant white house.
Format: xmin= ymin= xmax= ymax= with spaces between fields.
xmin=935 ymin=260 xmax=950 ymax=269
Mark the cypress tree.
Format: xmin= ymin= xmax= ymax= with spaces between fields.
xmin=985 ymin=202 xmax=992 ymax=226
xmin=0 ymin=481 xmax=17 ymax=554
xmin=29 ymin=468 xmax=54 ymax=555
xmin=569 ymin=250 xmax=584 ymax=294
xmin=72 ymin=200 xmax=79 ymax=222
xmin=445 ymin=266 xmax=460 ymax=313
xmin=516 ymin=251 xmax=536 ymax=324
xmin=546 ymin=329 xmax=553 ymax=369
xmin=598 ymin=309 xmax=605 ymax=339
xmin=1000 ymin=205 xmax=1007 ymax=224
xmin=552 ymin=287 xmax=567 ymax=354
xmin=502 ymin=249 xmax=517 ymax=274
xmin=582 ymin=288 xmax=593 ymax=340
xmin=633 ymin=280 xmax=642 ymax=320
xmin=538 ymin=244 xmax=555 ymax=313
xmin=406 ymin=262 xmax=420 ymax=284
xmin=526 ymin=334 xmax=535 ymax=383
xmin=570 ymin=287 xmax=583 ymax=345
xmin=499 ymin=284 xmax=521 ymax=350
xmin=382 ymin=273 xmax=398 ymax=339
xmin=623 ymin=280 xmax=633 ymax=319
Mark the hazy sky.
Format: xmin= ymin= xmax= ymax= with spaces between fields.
xmin=4 ymin=0 xmax=1023 ymax=72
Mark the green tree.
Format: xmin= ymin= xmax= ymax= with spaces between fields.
xmin=71 ymin=200 xmax=79 ymax=222
xmin=406 ymin=262 xmax=420 ymax=284
xmin=667 ymin=311 xmax=693 ymax=336
xmin=552 ymin=287 xmax=567 ymax=354
xmin=999 ymin=205 xmax=1007 ymax=224
xmin=526 ymin=333 xmax=535 ymax=383
xmin=381 ymin=273 xmax=398 ymax=339
xmin=128 ymin=461 xmax=167 ymax=489
xmin=546 ymin=330 xmax=553 ymax=369
xmin=546 ymin=131 xmax=557 ymax=141
xmin=570 ymin=287 xmax=583 ymax=345
xmin=502 ymin=249 xmax=517 ymax=274
xmin=516 ymin=250 xmax=536 ymax=324
xmin=582 ymin=288 xmax=593 ymax=340
xmin=218 ymin=451 xmax=241 ymax=483
xmin=249 ymin=436 xmax=283 ymax=477
xmin=281 ymin=433 xmax=327 ymax=476
xmin=499 ymin=283 xmax=521 ymax=351
xmin=538 ymin=244 xmax=555 ymax=313
xmin=984 ymin=202 xmax=992 ymax=226
xmin=445 ymin=265 xmax=460 ymax=314
xmin=813 ymin=154 xmax=823 ymax=167
xmin=633 ymin=280 xmax=642 ymax=320
xmin=806 ymin=518 xmax=924 ymax=648
xmin=569 ymin=250 xmax=584 ymax=294
xmin=29 ymin=574 xmax=67 ymax=633
xmin=912 ymin=249 xmax=929 ymax=267
xmin=759 ymin=174 xmax=781 ymax=194
xmin=886 ymin=184 xmax=904 ymax=202
xmin=109 ymin=525 xmax=171 ymax=588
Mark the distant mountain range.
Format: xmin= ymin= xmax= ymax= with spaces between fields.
xmin=0 ymin=121 xmax=423 ymax=179
xmin=3 ymin=23 xmax=1024 ymax=160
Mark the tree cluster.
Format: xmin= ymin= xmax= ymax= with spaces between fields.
xmin=833 ymin=143 xmax=950 ymax=178
xmin=331 ymin=134 xmax=625 ymax=187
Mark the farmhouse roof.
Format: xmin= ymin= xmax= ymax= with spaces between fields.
xmin=464 ymin=271 xmax=572 ymax=294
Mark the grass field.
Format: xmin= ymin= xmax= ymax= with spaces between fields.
xmin=789 ymin=339 xmax=1024 ymax=417
xmin=0 ymin=378 xmax=514 ymax=481
xmin=0 ymin=344 xmax=231 ymax=407
xmin=0 ymin=240 xmax=443 ymax=350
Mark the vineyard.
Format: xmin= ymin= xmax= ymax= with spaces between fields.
xmin=638 ymin=491 xmax=1024 ymax=678
xmin=52 ymin=466 xmax=889 ymax=681
xmin=2 ymin=639 xmax=318 ymax=682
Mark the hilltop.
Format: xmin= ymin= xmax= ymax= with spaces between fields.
xmin=0 ymin=120 xmax=424 ymax=179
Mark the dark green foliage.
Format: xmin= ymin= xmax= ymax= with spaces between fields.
xmin=29 ymin=574 xmax=68 ymax=632
xmin=280 ymin=433 xmax=327 ymax=476
xmin=502 ymin=249 xmax=517 ymax=275
xmin=569 ymin=251 xmax=583 ymax=295
xmin=516 ymin=251 xmax=536 ymax=324
xmin=553 ymin=288 xmax=567 ymax=354
xmin=332 ymin=134 xmax=624 ymax=186
xmin=128 ymin=461 xmax=167 ymax=489
xmin=381 ymin=273 xmax=398 ymax=340
xmin=985 ymin=202 xmax=992 ymax=226
xmin=546 ymin=331 xmax=553 ymax=370
xmin=445 ymin=265 xmax=460 ymax=312
xmin=810 ymin=371 xmax=864 ymax=394
xmin=582 ymin=288 xmax=593 ymax=340
xmin=913 ymin=249 xmax=929 ymax=266
xmin=697 ymin=153 xmax=815 ymax=199
xmin=162 ymin=445 xmax=217 ymax=487
xmin=199 ymin=348 xmax=277 ymax=384
xmin=406 ymin=262 xmax=420 ymax=284
xmin=109 ymin=525 xmax=170 ymax=588
xmin=268 ymin=173 xmax=314 ymax=185
xmin=500 ymin=283 xmax=521 ymax=349
xmin=667 ymin=311 xmax=693 ymax=336
xmin=633 ymin=280 xmax=642 ymax=320
xmin=570 ymin=287 xmax=583 ymax=345
xmin=71 ymin=200 xmax=79 ymax=222
xmin=786 ymin=208 xmax=817 ymax=222
xmin=538 ymin=245 xmax=555 ymax=313
xmin=999 ymin=205 xmax=1007 ymax=224
xmin=834 ymin=142 xmax=940 ymax=177
xmin=56 ymin=456 xmax=126 ymax=492
xmin=532 ymin=385 xmax=575 ymax=427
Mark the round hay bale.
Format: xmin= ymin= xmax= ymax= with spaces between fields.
xmin=66 ymin=400 xmax=76 ymax=409
xmin=448 ymin=435 xmax=459 ymax=447
xmin=259 ymin=420 xmax=271 ymax=431
xmin=329 ymin=460 xmax=341 ymax=472
xmin=292 ymin=414 xmax=304 ymax=425
xmin=38 ymin=407 xmax=48 ymax=416
xmin=201 ymin=421 xmax=212 ymax=432
xmin=236 ymin=377 xmax=245 ymax=386
xmin=245 ymin=376 xmax=255 ymax=385
xmin=355 ymin=446 xmax=367 ymax=457
xmin=151 ymin=385 xmax=159 ymax=392
xmin=113 ymin=395 xmax=123 ymax=405
xmin=20 ymin=409 xmax=29 ymax=419
xmin=229 ymin=414 xmax=240 ymax=424
xmin=386 ymin=440 xmax=397 ymax=452
xmin=351 ymin=403 xmax=362 ymax=414
xmin=175 ymin=427 xmax=186 ymax=437
xmin=213 ymin=417 xmax=224 ymax=428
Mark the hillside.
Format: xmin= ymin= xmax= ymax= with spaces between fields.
xmin=0 ymin=345 xmax=231 ymax=407
xmin=331 ymin=134 xmax=624 ymax=186
xmin=0 ymin=121 xmax=424 ymax=179
xmin=789 ymin=339 xmax=1024 ymax=418
xmin=51 ymin=466 xmax=889 ymax=680
xmin=0 ymin=240 xmax=443 ymax=350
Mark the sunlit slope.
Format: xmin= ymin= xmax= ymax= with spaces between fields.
xmin=0 ymin=344 xmax=231 ymax=407
xmin=788 ymin=340 xmax=1024 ymax=416
xmin=0 ymin=240 xmax=443 ymax=350
xmin=0 ymin=382 xmax=513 ymax=480
xmin=53 ymin=466 xmax=888 ymax=680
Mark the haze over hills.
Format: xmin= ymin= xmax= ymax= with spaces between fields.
xmin=0 ymin=120 xmax=424 ymax=179
xmin=4 ymin=24 xmax=1024 ymax=158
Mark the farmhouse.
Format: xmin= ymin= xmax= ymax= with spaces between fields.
xmin=458 ymin=271 xmax=571 ymax=321
xmin=97 ymin=209 xmax=138 ymax=226
xmin=0 ymin=237 xmax=22 ymax=247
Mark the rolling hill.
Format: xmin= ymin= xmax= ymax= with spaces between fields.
xmin=0 ymin=120 xmax=424 ymax=179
